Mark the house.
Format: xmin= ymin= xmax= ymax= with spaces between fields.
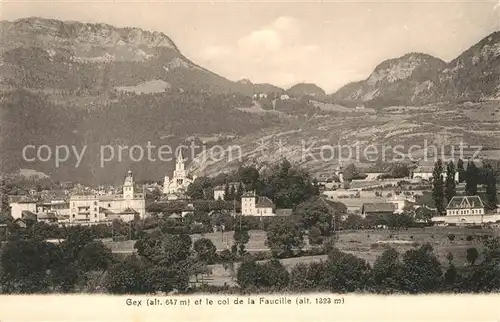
xmin=8 ymin=196 xmax=37 ymax=219
xmin=213 ymin=186 xmax=225 ymax=200
xmin=255 ymin=196 xmax=274 ymax=216
xmin=361 ymin=203 xmax=395 ymax=218
xmin=69 ymin=170 xmax=145 ymax=224
xmin=446 ymin=196 xmax=484 ymax=216
xmin=410 ymin=160 xmax=479 ymax=182
xmin=213 ymin=182 xmax=240 ymax=200
xmin=252 ymin=93 xmax=268 ymax=99
xmin=37 ymin=212 xmax=58 ymax=224
xmin=432 ymin=195 xmax=500 ymax=225
xmin=241 ymin=191 xmax=275 ymax=216
xmin=280 ymin=94 xmax=290 ymax=100
xmin=13 ymin=218 xmax=27 ymax=228
xmin=355 ymin=104 xmax=365 ymax=110
xmin=167 ymin=213 xmax=183 ymax=222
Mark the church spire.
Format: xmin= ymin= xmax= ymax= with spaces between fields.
xmin=175 ymin=149 xmax=186 ymax=172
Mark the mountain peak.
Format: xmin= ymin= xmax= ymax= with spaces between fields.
xmin=287 ymin=83 xmax=326 ymax=97
xmin=2 ymin=17 xmax=179 ymax=51
xmin=237 ymin=78 xmax=253 ymax=85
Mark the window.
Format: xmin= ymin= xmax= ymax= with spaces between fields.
xmin=108 ymin=203 xmax=111 ymax=208
xmin=94 ymin=201 xmax=97 ymax=206
xmin=94 ymin=214 xmax=97 ymax=218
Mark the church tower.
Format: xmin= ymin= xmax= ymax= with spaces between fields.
xmin=123 ymin=170 xmax=134 ymax=200
xmin=173 ymin=149 xmax=187 ymax=184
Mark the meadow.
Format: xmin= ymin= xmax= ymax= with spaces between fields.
xmin=103 ymin=227 xmax=500 ymax=286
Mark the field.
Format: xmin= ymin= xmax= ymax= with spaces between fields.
xmin=103 ymin=227 xmax=500 ymax=286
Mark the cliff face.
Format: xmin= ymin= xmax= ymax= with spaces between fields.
xmin=439 ymin=31 xmax=500 ymax=101
xmin=330 ymin=53 xmax=447 ymax=106
xmin=0 ymin=17 xmax=265 ymax=94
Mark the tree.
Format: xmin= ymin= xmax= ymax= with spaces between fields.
xmin=485 ymin=170 xmax=498 ymax=210
xmin=308 ymin=225 xmax=324 ymax=246
xmin=235 ymin=182 xmax=244 ymax=201
xmin=258 ymin=259 xmax=289 ymax=290
xmin=457 ymin=159 xmax=465 ymax=182
xmin=465 ymin=237 xmax=500 ymax=292
xmin=322 ymin=248 xmax=371 ymax=292
xmin=193 ymin=238 xmax=217 ymax=264
xmin=432 ymin=159 xmax=445 ymax=215
xmin=186 ymin=177 xmax=213 ymax=200
xmin=444 ymin=252 xmax=458 ymax=289
xmin=0 ymin=239 xmax=65 ymax=293
xmin=261 ymin=159 xmax=319 ymax=208
xmin=237 ymin=166 xmax=261 ymax=192
xmin=77 ymin=240 xmax=113 ymax=272
xmin=466 ymin=247 xmax=479 ymax=266
xmin=236 ymin=259 xmax=260 ymax=289
xmin=399 ymin=244 xmax=442 ymax=293
xmin=342 ymin=163 xmax=359 ymax=181
xmin=370 ymin=247 xmax=403 ymax=293
xmin=290 ymin=261 xmax=327 ymax=292
xmin=294 ymin=197 xmax=334 ymax=233
xmin=59 ymin=225 xmax=95 ymax=261
xmin=414 ymin=206 xmax=434 ymax=224
xmin=342 ymin=214 xmax=364 ymax=230
xmin=445 ymin=161 xmax=456 ymax=204
xmin=134 ymin=232 xmax=192 ymax=265
xmin=105 ymin=255 xmax=149 ymax=294
xmin=223 ymin=184 xmax=230 ymax=201
xmin=229 ymin=185 xmax=236 ymax=201
xmin=465 ymin=161 xmax=479 ymax=196
xmin=145 ymin=265 xmax=189 ymax=293
xmin=265 ymin=218 xmax=304 ymax=258
xmin=233 ymin=226 xmax=250 ymax=256
xmin=219 ymin=249 xmax=236 ymax=280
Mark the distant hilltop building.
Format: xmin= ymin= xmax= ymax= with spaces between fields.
xmin=69 ymin=170 xmax=146 ymax=224
xmin=252 ymin=93 xmax=267 ymax=99
xmin=163 ymin=150 xmax=196 ymax=200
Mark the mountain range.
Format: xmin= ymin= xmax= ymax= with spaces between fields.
xmin=1 ymin=17 xmax=500 ymax=183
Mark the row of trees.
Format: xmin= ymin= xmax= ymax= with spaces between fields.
xmin=432 ymin=159 xmax=498 ymax=214
xmin=236 ymin=238 xmax=500 ymax=294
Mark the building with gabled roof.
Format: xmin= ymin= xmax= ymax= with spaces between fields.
xmin=445 ymin=196 xmax=485 ymax=216
xmin=431 ymin=195 xmax=500 ymax=226
xmin=361 ymin=203 xmax=395 ymax=218
xmin=241 ymin=191 xmax=276 ymax=216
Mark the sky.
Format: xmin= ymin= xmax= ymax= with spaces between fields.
xmin=2 ymin=0 xmax=500 ymax=93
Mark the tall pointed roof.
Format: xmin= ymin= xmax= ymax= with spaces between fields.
xmin=177 ymin=149 xmax=185 ymax=163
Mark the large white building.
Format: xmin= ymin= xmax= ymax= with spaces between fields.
xmin=241 ymin=191 xmax=275 ymax=216
xmin=432 ymin=195 xmax=500 ymax=225
xmin=163 ymin=151 xmax=195 ymax=199
xmin=69 ymin=170 xmax=146 ymax=224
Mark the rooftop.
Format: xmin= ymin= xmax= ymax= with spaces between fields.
xmin=256 ymin=196 xmax=274 ymax=208
xmin=362 ymin=203 xmax=396 ymax=214
xmin=446 ymin=196 xmax=485 ymax=210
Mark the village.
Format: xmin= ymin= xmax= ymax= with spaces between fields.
xmin=5 ymin=148 xmax=500 ymax=231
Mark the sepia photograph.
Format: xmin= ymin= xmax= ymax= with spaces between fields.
xmin=0 ymin=1 xmax=500 ymax=317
